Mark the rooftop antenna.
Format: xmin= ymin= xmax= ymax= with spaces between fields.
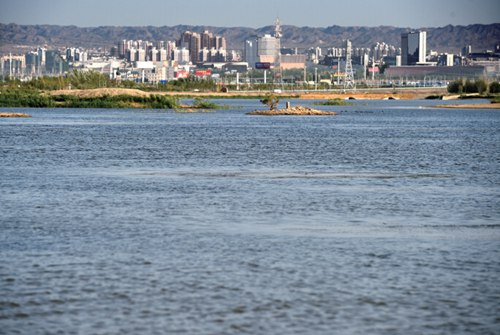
xmin=274 ymin=17 xmax=282 ymax=39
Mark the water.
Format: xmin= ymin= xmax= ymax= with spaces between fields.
xmin=1 ymin=99 xmax=499 ymax=334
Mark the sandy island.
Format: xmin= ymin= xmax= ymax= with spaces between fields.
xmin=432 ymin=103 xmax=500 ymax=109
xmin=0 ymin=112 xmax=31 ymax=117
xmin=248 ymin=106 xmax=337 ymax=116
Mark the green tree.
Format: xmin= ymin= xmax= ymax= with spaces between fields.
xmin=447 ymin=80 xmax=462 ymax=94
xmin=475 ymin=79 xmax=487 ymax=94
xmin=260 ymin=94 xmax=280 ymax=110
xmin=489 ymin=81 xmax=500 ymax=94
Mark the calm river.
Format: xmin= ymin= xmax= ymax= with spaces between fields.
xmin=1 ymin=99 xmax=499 ymax=334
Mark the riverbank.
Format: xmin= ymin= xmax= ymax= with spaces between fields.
xmin=3 ymin=87 xmax=486 ymax=110
xmin=48 ymin=87 xmax=448 ymax=100
xmin=432 ymin=103 xmax=500 ymax=109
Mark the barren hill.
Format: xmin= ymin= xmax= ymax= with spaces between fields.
xmin=1 ymin=22 xmax=498 ymax=54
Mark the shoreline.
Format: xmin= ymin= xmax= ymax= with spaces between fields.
xmin=47 ymin=87 xmax=448 ymax=101
xmin=432 ymin=103 xmax=500 ymax=109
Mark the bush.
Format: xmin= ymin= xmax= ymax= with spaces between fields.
xmin=463 ymin=79 xmax=477 ymax=93
xmin=474 ymin=79 xmax=488 ymax=94
xmin=193 ymin=97 xmax=218 ymax=109
xmin=260 ymin=94 xmax=280 ymax=110
xmin=448 ymin=79 xmax=490 ymax=94
xmin=489 ymin=81 xmax=500 ymax=94
xmin=0 ymin=89 xmax=55 ymax=107
xmin=316 ymin=98 xmax=351 ymax=106
xmin=447 ymin=80 xmax=463 ymax=94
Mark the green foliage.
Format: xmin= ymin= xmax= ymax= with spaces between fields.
xmin=158 ymin=77 xmax=217 ymax=92
xmin=447 ymin=80 xmax=463 ymax=94
xmin=448 ymin=79 xmax=490 ymax=95
xmin=475 ymin=79 xmax=487 ymax=94
xmin=463 ymin=79 xmax=478 ymax=93
xmin=192 ymin=97 xmax=219 ymax=109
xmin=260 ymin=94 xmax=280 ymax=110
xmin=147 ymin=94 xmax=179 ymax=109
xmin=15 ymin=71 xmax=113 ymax=91
xmin=489 ymin=81 xmax=500 ymax=94
xmin=0 ymin=88 xmax=179 ymax=109
xmin=315 ymin=98 xmax=351 ymax=106
xmin=0 ymin=89 xmax=55 ymax=107
xmin=68 ymin=70 xmax=113 ymax=89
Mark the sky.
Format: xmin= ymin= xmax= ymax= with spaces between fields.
xmin=1 ymin=0 xmax=499 ymax=28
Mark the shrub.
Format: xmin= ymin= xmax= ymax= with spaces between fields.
xmin=489 ymin=81 xmax=500 ymax=94
xmin=260 ymin=94 xmax=280 ymax=110
xmin=447 ymin=80 xmax=462 ymax=94
xmin=193 ymin=97 xmax=218 ymax=109
xmin=475 ymin=79 xmax=487 ymax=94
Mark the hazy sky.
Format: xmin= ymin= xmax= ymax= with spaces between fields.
xmin=1 ymin=0 xmax=499 ymax=28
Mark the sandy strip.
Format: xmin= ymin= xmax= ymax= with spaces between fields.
xmin=432 ymin=103 xmax=500 ymax=109
xmin=0 ymin=112 xmax=31 ymax=117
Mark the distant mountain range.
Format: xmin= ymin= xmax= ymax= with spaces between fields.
xmin=1 ymin=23 xmax=499 ymax=55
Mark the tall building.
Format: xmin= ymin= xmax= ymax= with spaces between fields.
xmin=257 ymin=34 xmax=280 ymax=64
xmin=462 ymin=45 xmax=472 ymax=56
xmin=178 ymin=30 xmax=225 ymax=64
xmin=45 ymin=50 xmax=66 ymax=75
xmin=244 ymin=38 xmax=258 ymax=67
xmin=245 ymin=17 xmax=304 ymax=69
xmin=173 ymin=48 xmax=190 ymax=65
xmin=401 ymin=31 xmax=427 ymax=65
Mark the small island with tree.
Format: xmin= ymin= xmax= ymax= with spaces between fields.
xmin=247 ymin=94 xmax=337 ymax=116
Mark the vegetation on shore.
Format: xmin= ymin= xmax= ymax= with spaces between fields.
xmin=191 ymin=97 xmax=220 ymax=109
xmin=446 ymin=79 xmax=500 ymax=103
xmin=0 ymin=89 xmax=179 ymax=108
xmin=491 ymin=96 xmax=500 ymax=104
xmin=314 ymin=98 xmax=352 ymax=106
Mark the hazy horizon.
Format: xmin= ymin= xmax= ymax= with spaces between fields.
xmin=1 ymin=0 xmax=499 ymax=29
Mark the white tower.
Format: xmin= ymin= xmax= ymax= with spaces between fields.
xmin=274 ymin=17 xmax=282 ymax=85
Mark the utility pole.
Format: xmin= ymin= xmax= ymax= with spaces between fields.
xmin=337 ymin=57 xmax=340 ymax=86
xmin=274 ymin=17 xmax=283 ymax=88
xmin=315 ymin=67 xmax=318 ymax=90
xmin=372 ymin=59 xmax=375 ymax=82
xmin=344 ymin=39 xmax=356 ymax=90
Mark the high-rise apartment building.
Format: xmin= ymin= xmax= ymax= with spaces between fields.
xmin=401 ymin=31 xmax=427 ymax=65
xmin=178 ymin=31 xmax=226 ymax=64
xmin=244 ymin=38 xmax=258 ymax=67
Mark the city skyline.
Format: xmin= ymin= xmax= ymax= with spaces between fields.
xmin=1 ymin=0 xmax=499 ymax=28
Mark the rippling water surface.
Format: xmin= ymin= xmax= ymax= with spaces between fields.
xmin=1 ymin=99 xmax=499 ymax=334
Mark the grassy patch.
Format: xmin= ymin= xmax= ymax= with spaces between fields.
xmin=0 ymin=89 xmax=179 ymax=109
xmin=314 ymin=98 xmax=352 ymax=106
xmin=490 ymin=95 xmax=500 ymax=103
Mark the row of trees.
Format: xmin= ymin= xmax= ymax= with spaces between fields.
xmin=1 ymin=70 xmax=219 ymax=92
xmin=2 ymin=70 xmax=115 ymax=91
xmin=447 ymin=79 xmax=500 ymax=94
